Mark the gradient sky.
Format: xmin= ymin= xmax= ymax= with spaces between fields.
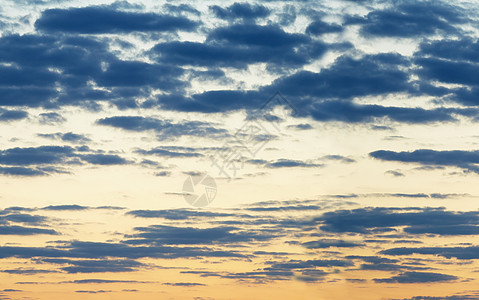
xmin=1 ymin=0 xmax=479 ymax=299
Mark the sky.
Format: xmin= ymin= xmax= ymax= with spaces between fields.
xmin=1 ymin=0 xmax=479 ymax=299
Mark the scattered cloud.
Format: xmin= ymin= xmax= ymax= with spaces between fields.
xmin=374 ymin=271 xmax=458 ymax=283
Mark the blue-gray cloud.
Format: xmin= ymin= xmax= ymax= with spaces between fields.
xmin=348 ymin=1 xmax=467 ymax=38
xmin=1 ymin=269 xmax=58 ymax=275
xmin=380 ymin=245 xmax=479 ymax=260
xmin=0 ymin=34 xmax=185 ymax=109
xmin=247 ymin=158 xmax=322 ymax=168
xmin=0 ymin=225 xmax=58 ymax=235
xmin=41 ymin=258 xmax=145 ymax=273
xmin=126 ymin=209 xmax=235 ymax=220
xmin=302 ymin=239 xmax=364 ymax=249
xmin=124 ymin=225 xmax=274 ymax=245
xmin=0 ymin=146 xmax=132 ymax=176
xmin=0 ymin=109 xmax=28 ymax=122
xmin=37 ymin=132 xmax=91 ymax=144
xmin=35 ymin=6 xmax=199 ymax=34
xmin=38 ymin=112 xmax=66 ymax=125
xmin=41 ymin=205 xmax=89 ymax=211
xmin=306 ymin=20 xmax=343 ymax=36
xmin=96 ymin=116 xmax=228 ymax=140
xmin=373 ymin=271 xmax=458 ymax=283
xmin=370 ymin=149 xmax=479 ymax=173
xmin=163 ymin=282 xmax=206 ymax=286
xmin=210 ymin=3 xmax=270 ymax=21
xmin=135 ymin=146 xmax=213 ymax=158
xmin=315 ymin=207 xmax=479 ymax=235
xmin=75 ymin=290 xmax=112 ymax=294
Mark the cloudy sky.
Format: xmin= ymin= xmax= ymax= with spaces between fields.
xmin=1 ymin=0 xmax=479 ymax=299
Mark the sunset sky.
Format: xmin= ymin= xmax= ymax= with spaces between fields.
xmin=1 ymin=0 xmax=479 ymax=299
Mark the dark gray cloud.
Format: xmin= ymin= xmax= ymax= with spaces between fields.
xmin=150 ymin=40 xmax=324 ymax=71
xmin=181 ymin=269 xmax=295 ymax=283
xmin=41 ymin=205 xmax=89 ymax=211
xmin=373 ymin=271 xmax=458 ymax=283
xmin=0 ymin=27 xmax=461 ymax=126
xmin=326 ymin=193 xmax=465 ymax=200
xmin=96 ymin=116 xmax=228 ymax=140
xmin=1 ymin=213 xmax=47 ymax=225
xmin=0 ymin=146 xmax=76 ymax=166
xmin=414 ymin=38 xmax=479 ymax=107
xmin=75 ymin=290 xmax=112 ymax=294
xmin=346 ymin=255 xmax=399 ymax=264
xmin=0 ymin=1 xmax=474 ymax=130
xmin=315 ymin=207 xmax=479 ymax=235
xmin=360 ymin=262 xmax=430 ymax=272
xmin=306 ymin=20 xmax=343 ymax=36
xmin=370 ymin=149 xmax=479 ymax=174
xmin=163 ymin=4 xmax=200 ymax=16
xmin=38 ymin=112 xmax=66 ymax=125
xmin=385 ymin=170 xmax=405 ymax=177
xmin=66 ymin=279 xmax=151 ymax=284
xmin=35 ymin=6 xmax=199 ymax=33
xmin=79 ymin=154 xmax=131 ymax=165
xmin=267 ymin=53 xmax=411 ymax=100
xmin=150 ymin=23 xmax=325 ymax=71
xmin=95 ymin=60 xmax=185 ymax=91
xmin=163 ymin=282 xmax=206 ymax=286
xmin=349 ymin=1 xmax=467 ymax=38
xmin=308 ymin=101 xmax=456 ymax=123
xmin=321 ymin=155 xmax=355 ymax=163
xmin=418 ymin=38 xmax=479 ymax=63
xmin=249 ymin=158 xmax=322 ymax=168
xmin=301 ymin=239 xmax=364 ymax=249
xmin=245 ymin=204 xmax=322 ymax=212
xmin=0 ymin=166 xmax=50 ymax=176
xmin=41 ymin=258 xmax=145 ymax=273
xmin=0 ymin=145 xmax=132 ymax=176
xmin=1 ymin=269 xmax=58 ymax=275
xmin=397 ymin=294 xmax=479 ymax=300
xmin=135 ymin=146 xmax=204 ymax=158
xmin=0 ymin=34 xmax=185 ymax=109
xmin=0 ymin=209 xmax=57 ymax=235
xmin=269 ymin=259 xmax=353 ymax=269
xmin=209 ymin=3 xmax=270 ymax=21
xmin=37 ymin=132 xmax=91 ymax=144
xmin=0 ymin=108 xmax=28 ymax=122
xmin=151 ymin=51 xmax=474 ymax=124
xmin=380 ymin=245 xmax=479 ymax=260
xmin=126 ymin=209 xmax=235 ymax=220
xmin=287 ymin=123 xmax=312 ymax=130
xmin=0 ymin=225 xmax=58 ymax=235
xmin=154 ymin=171 xmax=171 ymax=177
xmin=124 ymin=225 xmax=274 ymax=245
xmin=208 ymin=24 xmax=307 ymax=48
xmin=0 ymin=34 xmax=110 ymax=107
xmin=0 ymin=240 xmax=246 ymax=262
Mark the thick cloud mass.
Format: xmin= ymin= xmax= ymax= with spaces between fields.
xmin=370 ymin=149 xmax=479 ymax=173
xmin=150 ymin=24 xmax=320 ymax=70
xmin=35 ymin=6 xmax=199 ymax=33
xmin=315 ymin=207 xmax=479 ymax=235
xmin=350 ymin=1 xmax=466 ymax=37
xmin=0 ymin=34 xmax=186 ymax=108
xmin=0 ymin=1 xmax=474 ymax=126
xmin=210 ymin=3 xmax=270 ymax=21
